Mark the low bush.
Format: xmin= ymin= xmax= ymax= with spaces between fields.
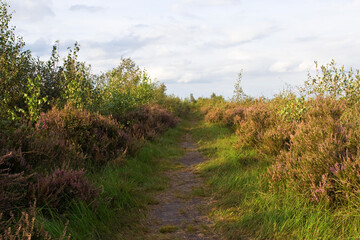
xmin=222 ymin=104 xmax=246 ymax=127
xmin=235 ymin=101 xmax=275 ymax=149
xmin=41 ymin=105 xmax=130 ymax=166
xmin=30 ymin=166 xmax=99 ymax=213
xmin=4 ymin=127 xmax=86 ymax=174
xmin=124 ymin=104 xmax=179 ymax=140
xmin=268 ymin=97 xmax=360 ymax=205
xmin=202 ymin=99 xmax=291 ymax=156
xmin=0 ymin=152 xmax=30 ymax=217
xmin=204 ymin=107 xmax=224 ymax=124
xmin=155 ymin=95 xmax=190 ymax=117
xmin=203 ymin=102 xmax=245 ymax=127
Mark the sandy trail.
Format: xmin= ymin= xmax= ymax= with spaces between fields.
xmin=145 ymin=133 xmax=219 ymax=240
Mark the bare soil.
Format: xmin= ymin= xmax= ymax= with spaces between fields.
xmin=145 ymin=134 xmax=220 ymax=240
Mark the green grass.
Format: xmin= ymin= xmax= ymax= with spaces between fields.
xmin=159 ymin=225 xmax=178 ymax=233
xmin=42 ymin=118 xmax=191 ymax=240
xmin=190 ymin=115 xmax=360 ymax=240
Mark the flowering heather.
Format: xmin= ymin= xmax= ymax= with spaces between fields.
xmin=35 ymin=112 xmax=49 ymax=131
xmin=268 ymin=97 xmax=360 ymax=205
xmin=123 ymin=104 xmax=179 ymax=140
xmin=200 ymin=89 xmax=360 ymax=207
xmin=41 ymin=105 xmax=131 ymax=166
xmin=30 ymin=167 xmax=99 ymax=212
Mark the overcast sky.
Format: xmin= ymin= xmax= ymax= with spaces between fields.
xmin=8 ymin=0 xmax=360 ymax=99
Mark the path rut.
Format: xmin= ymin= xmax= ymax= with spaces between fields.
xmin=145 ymin=134 xmax=219 ymax=240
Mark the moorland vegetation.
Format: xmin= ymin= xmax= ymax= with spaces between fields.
xmin=3 ymin=0 xmax=360 ymax=238
xmin=195 ymin=60 xmax=360 ymax=239
xmin=0 ymin=1 xmax=189 ymax=238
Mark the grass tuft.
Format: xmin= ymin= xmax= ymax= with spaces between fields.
xmin=159 ymin=225 xmax=178 ymax=233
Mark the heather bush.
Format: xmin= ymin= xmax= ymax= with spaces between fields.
xmin=42 ymin=105 xmax=130 ymax=166
xmin=0 ymin=152 xmax=30 ymax=216
xmin=222 ymin=104 xmax=246 ymax=127
xmin=197 ymin=93 xmax=227 ymax=116
xmin=203 ymin=102 xmax=246 ymax=128
xmin=201 ymin=97 xmax=292 ymax=156
xmin=2 ymin=123 xmax=85 ymax=173
xmin=204 ymin=107 xmax=224 ymax=124
xmin=259 ymin=119 xmax=294 ymax=156
xmin=30 ymin=167 xmax=99 ymax=213
xmin=267 ymin=97 xmax=360 ymax=205
xmin=124 ymin=104 xmax=179 ymax=140
xmin=235 ymin=101 xmax=275 ymax=149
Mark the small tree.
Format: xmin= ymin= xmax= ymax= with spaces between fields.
xmin=0 ymin=1 xmax=35 ymax=119
xmin=97 ymin=58 xmax=159 ymax=118
xmin=51 ymin=42 xmax=95 ymax=109
xmin=232 ymin=70 xmax=247 ymax=103
xmin=190 ymin=93 xmax=196 ymax=104
xmin=300 ymin=60 xmax=360 ymax=104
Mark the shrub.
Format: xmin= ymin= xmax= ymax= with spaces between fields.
xmin=155 ymin=94 xmax=190 ymax=117
xmin=30 ymin=167 xmax=99 ymax=213
xmin=124 ymin=104 xmax=179 ymax=140
xmin=203 ymin=102 xmax=246 ymax=127
xmin=259 ymin=120 xmax=294 ymax=156
xmin=204 ymin=107 xmax=224 ymax=124
xmin=96 ymin=58 xmax=164 ymax=119
xmin=0 ymin=152 xmax=30 ymax=216
xmin=267 ymin=97 xmax=360 ymax=205
xmin=300 ymin=60 xmax=360 ymax=104
xmin=197 ymin=93 xmax=227 ymax=116
xmin=3 ymin=124 xmax=85 ymax=173
xmin=41 ymin=105 xmax=130 ymax=166
xmin=235 ymin=101 xmax=275 ymax=149
xmin=222 ymin=104 xmax=246 ymax=127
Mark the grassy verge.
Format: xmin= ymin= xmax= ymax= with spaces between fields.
xmin=191 ymin=114 xmax=360 ymax=239
xmin=42 ymin=118 xmax=191 ymax=239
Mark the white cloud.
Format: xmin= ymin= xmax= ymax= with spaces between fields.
xmin=269 ymin=61 xmax=293 ymax=73
xmin=296 ymin=61 xmax=315 ymax=72
xmin=9 ymin=0 xmax=54 ymax=21
xmin=183 ymin=0 xmax=241 ymax=6
xmin=69 ymin=4 xmax=103 ymax=12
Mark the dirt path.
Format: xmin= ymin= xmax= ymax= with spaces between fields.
xmin=145 ymin=133 xmax=219 ymax=240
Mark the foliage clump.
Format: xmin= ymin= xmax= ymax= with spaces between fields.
xmin=30 ymin=167 xmax=100 ymax=213
xmin=125 ymin=104 xmax=179 ymax=140
xmin=42 ymin=105 xmax=130 ymax=166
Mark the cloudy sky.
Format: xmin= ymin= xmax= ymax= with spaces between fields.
xmin=8 ymin=0 xmax=360 ymax=98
